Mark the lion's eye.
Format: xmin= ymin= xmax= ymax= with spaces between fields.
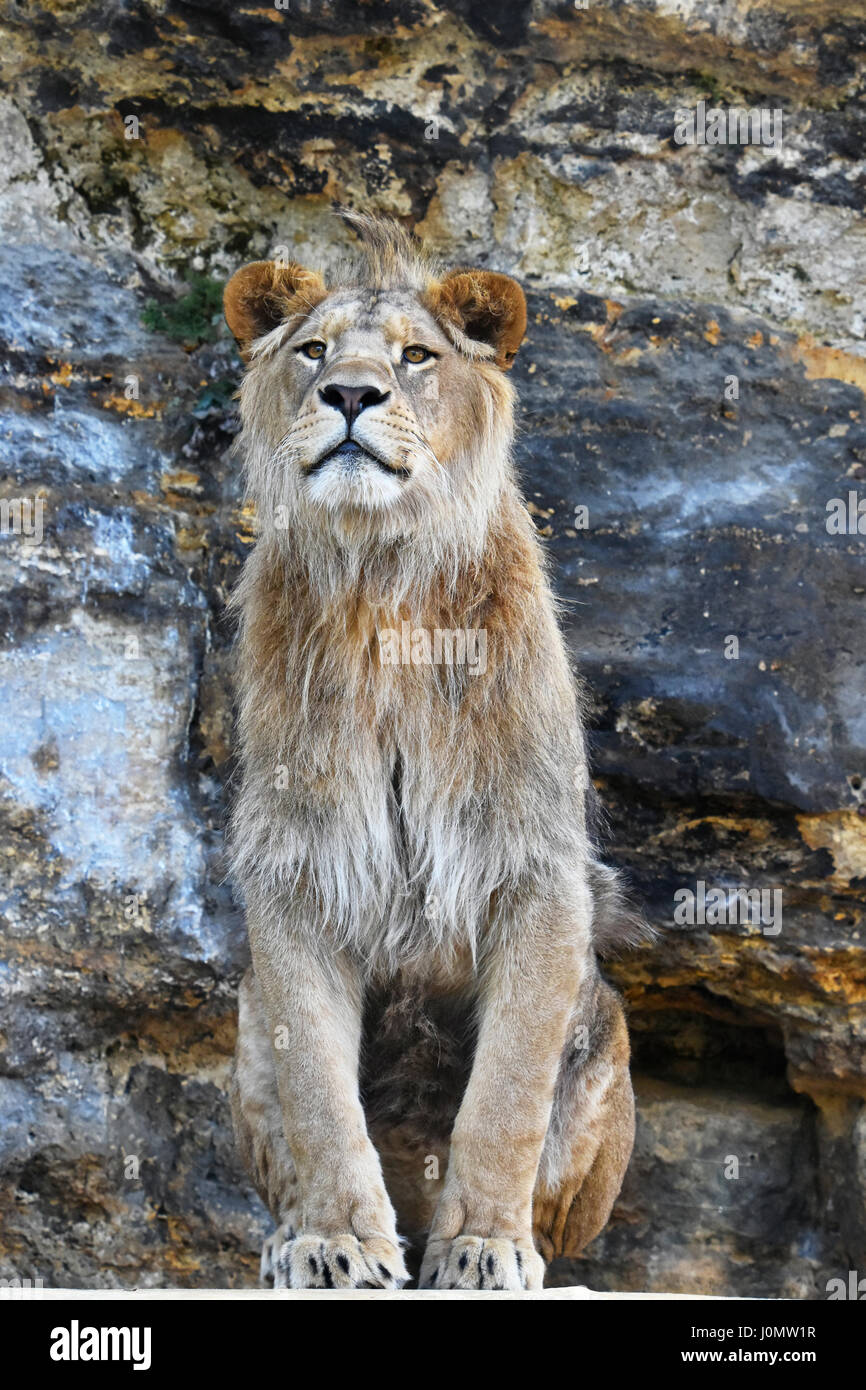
xmin=299 ymin=341 xmax=326 ymax=360
xmin=402 ymin=346 xmax=432 ymax=364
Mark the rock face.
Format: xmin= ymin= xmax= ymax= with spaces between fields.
xmin=0 ymin=1 xmax=864 ymax=1294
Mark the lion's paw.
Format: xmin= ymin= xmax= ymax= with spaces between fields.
xmin=274 ymin=1233 xmax=408 ymax=1290
xmin=260 ymin=1219 xmax=296 ymax=1288
xmin=419 ymin=1234 xmax=544 ymax=1291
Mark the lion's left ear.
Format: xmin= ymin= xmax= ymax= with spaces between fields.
xmin=224 ymin=260 xmax=327 ymax=358
xmin=426 ymin=269 xmax=527 ymax=370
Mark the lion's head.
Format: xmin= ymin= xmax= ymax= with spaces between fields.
xmin=224 ymin=212 xmax=527 ymax=559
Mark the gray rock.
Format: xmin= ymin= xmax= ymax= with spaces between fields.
xmin=0 ymin=0 xmax=863 ymax=1292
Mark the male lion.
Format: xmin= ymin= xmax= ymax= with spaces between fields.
xmin=224 ymin=211 xmax=640 ymax=1291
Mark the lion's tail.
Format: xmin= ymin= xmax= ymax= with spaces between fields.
xmin=587 ymin=858 xmax=655 ymax=959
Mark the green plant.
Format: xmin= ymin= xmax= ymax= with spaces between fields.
xmin=192 ymin=377 xmax=239 ymax=419
xmin=142 ymin=272 xmax=225 ymax=348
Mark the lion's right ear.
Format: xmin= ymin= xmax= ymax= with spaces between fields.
xmin=223 ymin=261 xmax=327 ymax=358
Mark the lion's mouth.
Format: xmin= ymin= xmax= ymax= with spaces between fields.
xmin=307 ymin=439 xmax=410 ymax=480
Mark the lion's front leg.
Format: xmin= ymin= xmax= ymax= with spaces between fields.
xmin=419 ymin=893 xmax=589 ymax=1291
xmin=249 ymin=915 xmax=408 ymax=1290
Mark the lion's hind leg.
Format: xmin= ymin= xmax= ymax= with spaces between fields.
xmin=533 ymin=975 xmax=635 ymax=1264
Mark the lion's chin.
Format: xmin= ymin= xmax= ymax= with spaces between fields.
xmin=305 ymin=451 xmax=409 ymax=516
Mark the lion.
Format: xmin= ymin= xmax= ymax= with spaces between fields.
xmin=223 ymin=211 xmax=641 ymax=1291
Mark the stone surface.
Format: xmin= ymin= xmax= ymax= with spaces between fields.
xmin=0 ymin=1 xmax=864 ymax=1294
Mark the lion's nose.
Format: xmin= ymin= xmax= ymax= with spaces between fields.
xmin=319 ymin=383 xmax=390 ymax=427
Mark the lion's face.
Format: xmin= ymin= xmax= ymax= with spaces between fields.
xmin=225 ymin=219 xmax=527 ymax=551
xmin=245 ymin=290 xmax=471 ymax=521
